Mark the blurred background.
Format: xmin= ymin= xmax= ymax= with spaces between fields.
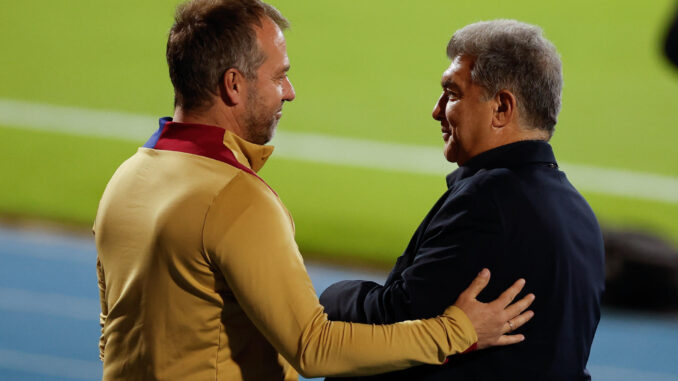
xmin=1 ymin=0 xmax=677 ymax=379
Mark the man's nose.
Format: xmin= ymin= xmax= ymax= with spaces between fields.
xmin=283 ymin=77 xmax=296 ymax=102
xmin=432 ymin=95 xmax=444 ymax=121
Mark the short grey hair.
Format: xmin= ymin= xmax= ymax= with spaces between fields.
xmin=167 ymin=0 xmax=290 ymax=111
xmin=447 ymin=20 xmax=563 ymax=135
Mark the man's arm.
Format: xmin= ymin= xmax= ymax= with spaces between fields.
xmin=320 ymin=189 xmax=504 ymax=324
xmin=201 ymin=174 xmax=527 ymax=378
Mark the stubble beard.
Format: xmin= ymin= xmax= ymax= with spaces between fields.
xmin=243 ymin=87 xmax=279 ymax=145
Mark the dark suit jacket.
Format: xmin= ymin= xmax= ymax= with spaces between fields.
xmin=320 ymin=141 xmax=605 ymax=380
xmin=666 ymin=4 xmax=678 ymax=66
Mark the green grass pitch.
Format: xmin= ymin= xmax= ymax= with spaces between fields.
xmin=1 ymin=0 xmax=677 ymax=264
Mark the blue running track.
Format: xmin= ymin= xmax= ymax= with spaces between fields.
xmin=1 ymin=225 xmax=677 ymax=380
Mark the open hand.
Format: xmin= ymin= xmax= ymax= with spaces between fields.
xmin=447 ymin=268 xmax=535 ymax=349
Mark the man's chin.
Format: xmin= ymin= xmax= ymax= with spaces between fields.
xmin=244 ymin=131 xmax=272 ymax=146
xmin=443 ymin=144 xmax=458 ymax=163
xmin=265 ymin=123 xmax=278 ymax=144
xmin=247 ymin=123 xmax=277 ymax=145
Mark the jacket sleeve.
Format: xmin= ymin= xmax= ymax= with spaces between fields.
xmin=320 ymin=189 xmax=504 ymax=325
xmin=201 ymin=173 xmax=478 ymax=378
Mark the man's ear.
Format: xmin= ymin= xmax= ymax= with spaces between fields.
xmin=220 ymin=68 xmax=245 ymax=106
xmin=492 ymin=89 xmax=517 ymax=128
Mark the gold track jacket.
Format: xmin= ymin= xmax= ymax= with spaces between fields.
xmin=94 ymin=119 xmax=477 ymax=380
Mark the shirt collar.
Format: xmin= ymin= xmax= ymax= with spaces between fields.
xmin=446 ymin=140 xmax=557 ymax=187
xmin=153 ymin=117 xmax=274 ymax=173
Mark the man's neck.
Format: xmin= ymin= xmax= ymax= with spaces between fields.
xmin=492 ymin=122 xmax=551 ymax=148
xmin=458 ymin=125 xmax=550 ymax=166
xmin=173 ymin=104 xmax=246 ymax=139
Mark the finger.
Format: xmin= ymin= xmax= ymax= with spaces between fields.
xmin=494 ymin=278 xmax=526 ymax=308
xmin=461 ymin=268 xmax=491 ymax=299
xmin=504 ymin=293 xmax=535 ymax=318
xmin=494 ymin=334 xmax=526 ymax=346
xmin=505 ymin=310 xmax=534 ymax=331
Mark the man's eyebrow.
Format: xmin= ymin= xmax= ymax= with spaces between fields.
xmin=441 ymin=78 xmax=460 ymax=91
xmin=274 ymin=64 xmax=290 ymax=78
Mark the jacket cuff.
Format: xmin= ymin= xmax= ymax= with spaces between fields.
xmin=445 ymin=305 xmax=478 ymax=353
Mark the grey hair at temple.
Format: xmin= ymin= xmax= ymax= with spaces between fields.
xmin=447 ymin=20 xmax=563 ymax=136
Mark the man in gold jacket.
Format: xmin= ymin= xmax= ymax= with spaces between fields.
xmin=94 ymin=0 xmax=535 ymax=380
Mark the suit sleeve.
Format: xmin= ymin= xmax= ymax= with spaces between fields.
xmin=320 ymin=188 xmax=504 ymax=324
xmin=201 ymin=174 xmax=478 ymax=378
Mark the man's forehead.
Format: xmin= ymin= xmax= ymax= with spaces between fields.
xmin=253 ymin=18 xmax=290 ymax=72
xmin=255 ymin=17 xmax=286 ymax=46
xmin=441 ymin=55 xmax=474 ymax=86
xmin=269 ymin=24 xmax=286 ymax=49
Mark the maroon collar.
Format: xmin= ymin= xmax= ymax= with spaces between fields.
xmin=144 ymin=117 xmax=277 ymax=195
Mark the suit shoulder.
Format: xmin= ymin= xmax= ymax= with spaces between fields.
xmin=439 ymin=169 xmax=515 ymax=218
xmin=452 ymin=168 xmax=518 ymax=198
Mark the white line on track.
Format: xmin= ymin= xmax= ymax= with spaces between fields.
xmin=588 ymin=365 xmax=678 ymax=381
xmin=1 ymin=98 xmax=677 ymax=204
xmin=0 ymin=287 xmax=98 ymax=321
xmin=0 ymin=229 xmax=94 ymax=264
xmin=0 ymin=348 xmax=100 ymax=380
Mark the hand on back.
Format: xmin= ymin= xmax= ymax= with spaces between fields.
xmin=448 ymin=268 xmax=535 ymax=349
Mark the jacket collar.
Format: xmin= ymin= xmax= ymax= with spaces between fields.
xmin=146 ymin=117 xmax=274 ymax=173
xmin=446 ymin=140 xmax=557 ymax=187
xmin=222 ymin=128 xmax=274 ymax=173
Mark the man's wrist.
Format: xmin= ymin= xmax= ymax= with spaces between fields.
xmin=442 ymin=305 xmax=478 ymax=354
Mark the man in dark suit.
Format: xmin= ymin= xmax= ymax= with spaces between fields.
xmin=320 ymin=20 xmax=605 ymax=380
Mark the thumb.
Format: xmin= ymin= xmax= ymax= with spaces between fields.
xmin=462 ymin=268 xmax=491 ymax=299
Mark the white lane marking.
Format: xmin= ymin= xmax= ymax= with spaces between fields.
xmin=273 ymin=131 xmax=451 ymax=175
xmin=0 ymin=287 xmax=98 ymax=321
xmin=0 ymin=98 xmax=157 ymax=141
xmin=561 ymin=163 xmax=678 ymax=205
xmin=588 ymin=364 xmax=678 ymax=381
xmin=1 ymin=98 xmax=677 ymax=204
xmin=0 ymin=348 xmax=100 ymax=380
xmin=0 ymin=229 xmax=94 ymax=264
